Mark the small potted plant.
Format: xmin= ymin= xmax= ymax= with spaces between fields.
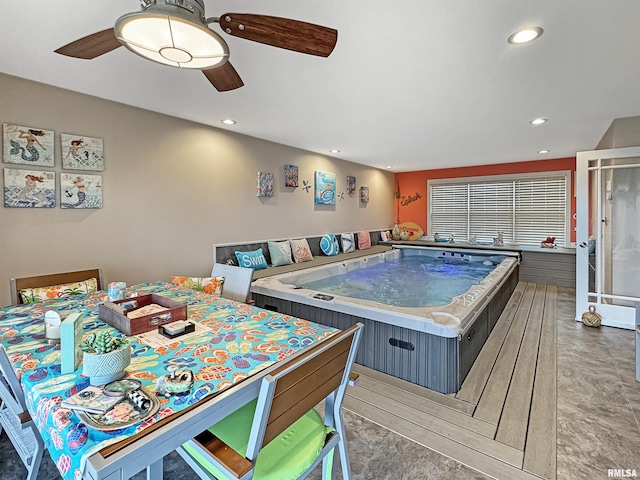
xmin=81 ymin=331 xmax=131 ymax=385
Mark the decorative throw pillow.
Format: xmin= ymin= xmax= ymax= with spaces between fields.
xmin=290 ymin=238 xmax=314 ymax=263
xmin=320 ymin=233 xmax=340 ymax=256
xmin=20 ymin=277 xmax=99 ymax=304
xmin=380 ymin=230 xmax=392 ymax=242
xmin=267 ymin=240 xmax=293 ymax=266
xmin=341 ymin=233 xmax=355 ymax=253
xmin=358 ymin=231 xmax=371 ymax=250
xmin=235 ymin=249 xmax=268 ymax=270
xmin=171 ymin=276 xmax=225 ymax=295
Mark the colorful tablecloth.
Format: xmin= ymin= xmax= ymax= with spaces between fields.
xmin=0 ymin=282 xmax=338 ymax=480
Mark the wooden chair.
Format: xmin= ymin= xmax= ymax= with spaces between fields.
xmin=0 ymin=346 xmax=45 ymax=480
xmin=10 ymin=268 xmax=103 ymax=305
xmin=177 ymin=323 xmax=363 ymax=480
xmin=211 ymin=263 xmax=254 ymax=303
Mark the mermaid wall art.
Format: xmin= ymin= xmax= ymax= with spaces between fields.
xmin=61 ymin=133 xmax=104 ymax=171
xmin=60 ymin=173 xmax=103 ymax=209
xmin=3 ymin=124 xmax=54 ymax=167
xmin=3 ymin=168 xmax=55 ymax=208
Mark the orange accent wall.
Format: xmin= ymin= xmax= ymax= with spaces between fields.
xmin=394 ymin=157 xmax=577 ymax=243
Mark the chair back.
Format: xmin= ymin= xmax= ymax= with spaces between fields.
xmin=10 ymin=268 xmax=103 ymax=305
xmin=0 ymin=345 xmax=46 ymax=480
xmin=211 ymin=263 xmax=254 ymax=303
xmin=0 ymin=346 xmax=28 ymax=417
xmin=247 ymin=323 xmax=363 ymax=457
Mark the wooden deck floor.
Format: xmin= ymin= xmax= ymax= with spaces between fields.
xmin=344 ymin=282 xmax=556 ymax=480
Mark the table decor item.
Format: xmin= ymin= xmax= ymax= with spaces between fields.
xmin=61 ymin=385 xmax=122 ymax=414
xmin=156 ymin=367 xmax=194 ymax=396
xmin=60 ymin=311 xmax=84 ymax=374
xmin=99 ymin=294 xmax=187 ymax=335
xmin=81 ymin=331 xmax=131 ymax=385
xmin=75 ymin=387 xmax=159 ymax=431
xmin=44 ymin=310 xmax=62 ymax=344
xmin=108 ymin=282 xmax=127 ymax=301
xmin=104 ymin=378 xmax=142 ymax=396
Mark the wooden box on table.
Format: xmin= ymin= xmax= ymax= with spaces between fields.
xmin=98 ymin=294 xmax=187 ymax=335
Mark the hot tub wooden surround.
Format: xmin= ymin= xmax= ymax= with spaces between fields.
xmin=344 ymin=282 xmax=557 ymax=480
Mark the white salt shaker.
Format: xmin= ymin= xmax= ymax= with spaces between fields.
xmin=44 ymin=310 xmax=62 ymax=344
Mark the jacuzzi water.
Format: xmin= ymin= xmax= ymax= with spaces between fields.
xmin=297 ymin=256 xmax=496 ymax=308
xmin=251 ymin=246 xmax=519 ymax=338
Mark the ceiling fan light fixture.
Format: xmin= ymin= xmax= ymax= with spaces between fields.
xmin=114 ymin=1 xmax=228 ymax=70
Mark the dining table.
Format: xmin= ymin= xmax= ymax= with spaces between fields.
xmin=0 ymin=281 xmax=339 ymax=480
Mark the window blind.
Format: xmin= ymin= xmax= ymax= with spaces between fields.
xmin=429 ymin=173 xmax=568 ymax=246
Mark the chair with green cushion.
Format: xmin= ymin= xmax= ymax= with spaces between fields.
xmin=176 ymin=323 xmax=363 ymax=480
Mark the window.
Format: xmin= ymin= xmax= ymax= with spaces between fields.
xmin=428 ymin=172 xmax=569 ymax=246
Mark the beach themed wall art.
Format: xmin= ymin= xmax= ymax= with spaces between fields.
xmin=3 ymin=124 xmax=54 ymax=167
xmin=284 ymin=164 xmax=298 ymax=187
xmin=60 ymin=173 xmax=103 ymax=209
xmin=61 ymin=133 xmax=104 ymax=171
xmin=347 ymin=176 xmax=356 ymax=194
xmin=360 ymin=186 xmax=370 ymax=204
xmin=3 ymin=168 xmax=55 ymax=208
xmin=314 ymin=170 xmax=336 ymax=205
xmin=257 ymin=171 xmax=274 ymax=197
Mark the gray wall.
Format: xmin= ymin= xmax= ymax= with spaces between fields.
xmin=0 ymin=73 xmax=394 ymax=307
xmin=597 ymin=115 xmax=640 ymax=149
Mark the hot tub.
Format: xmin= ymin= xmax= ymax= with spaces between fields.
xmin=251 ymin=245 xmax=519 ymax=393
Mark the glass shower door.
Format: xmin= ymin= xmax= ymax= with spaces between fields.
xmin=576 ymin=146 xmax=640 ymax=329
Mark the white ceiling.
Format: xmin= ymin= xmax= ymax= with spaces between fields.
xmin=2 ymin=1 xmax=640 ymax=172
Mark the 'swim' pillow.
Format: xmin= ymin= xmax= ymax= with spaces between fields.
xmin=268 ymin=240 xmax=293 ymax=266
xmin=235 ymin=248 xmax=268 ymax=270
xmin=290 ymin=238 xmax=314 ymax=263
xmin=172 ymin=276 xmax=225 ymax=295
xmin=20 ymin=278 xmax=98 ymax=304
xmin=357 ymin=231 xmax=371 ymax=250
xmin=341 ymin=233 xmax=355 ymax=253
xmin=320 ymin=233 xmax=340 ymax=256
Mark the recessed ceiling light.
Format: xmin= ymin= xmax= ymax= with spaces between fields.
xmin=508 ymin=27 xmax=543 ymax=45
xmin=385 ymin=165 xmax=393 ymax=169
xmin=329 ymin=149 xmax=340 ymax=154
xmin=529 ymin=118 xmax=548 ymax=125
xmin=538 ymin=149 xmax=550 ymax=154
xmin=221 ymin=118 xmax=236 ymax=125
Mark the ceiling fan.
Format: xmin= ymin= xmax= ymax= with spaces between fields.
xmin=54 ymin=0 xmax=338 ymax=92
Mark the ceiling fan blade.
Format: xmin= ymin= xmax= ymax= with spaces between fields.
xmin=219 ymin=14 xmax=337 ymax=57
xmin=55 ymin=28 xmax=122 ymax=59
xmin=203 ymin=62 xmax=244 ymax=92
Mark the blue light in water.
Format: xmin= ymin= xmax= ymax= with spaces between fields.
xmin=297 ymin=255 xmax=496 ymax=308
